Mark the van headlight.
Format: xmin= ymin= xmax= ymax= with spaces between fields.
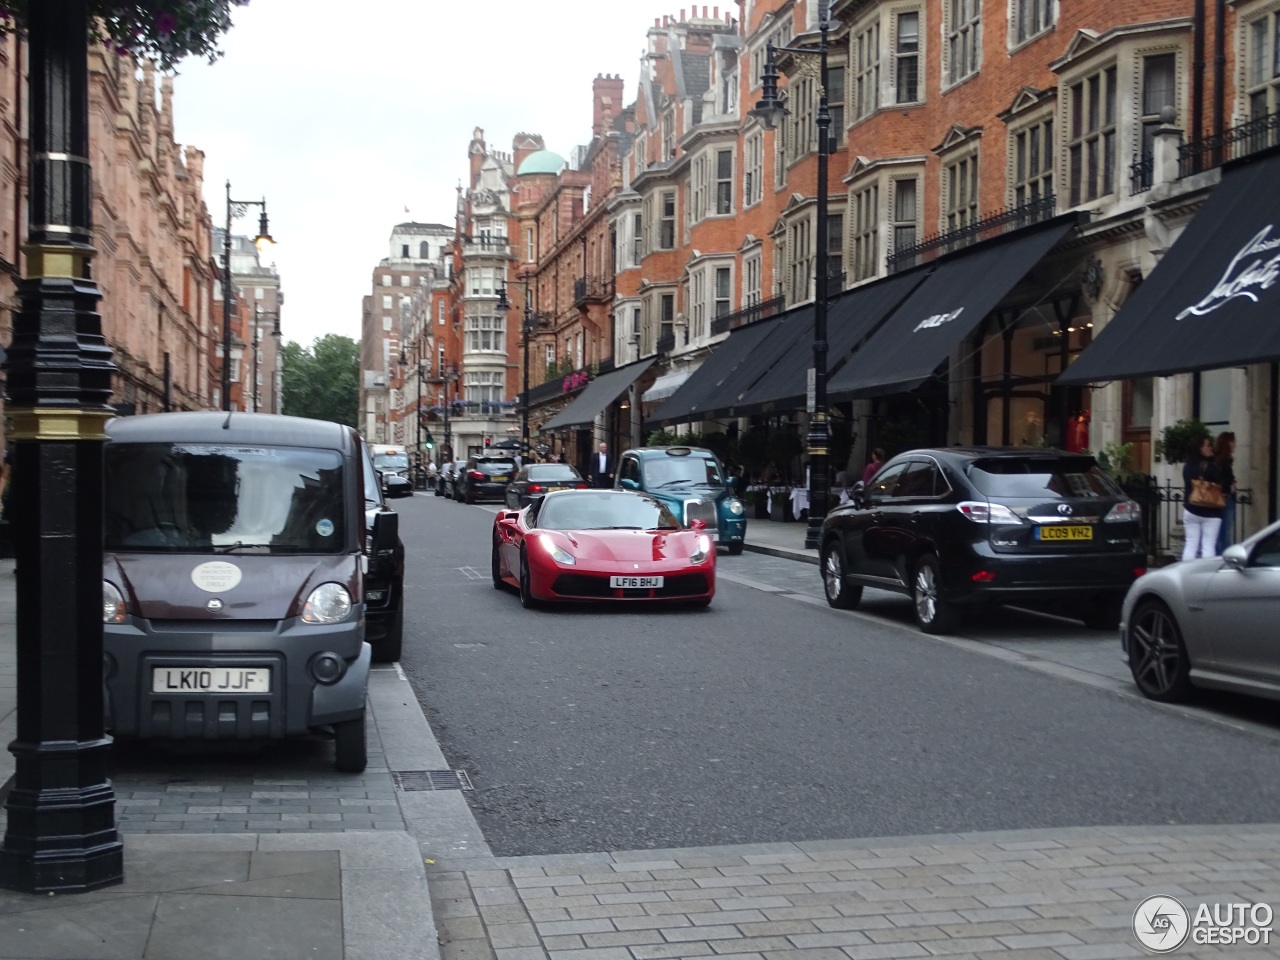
xmin=103 ymin=580 xmax=126 ymax=624
xmin=690 ymin=534 xmax=712 ymax=565
xmin=302 ymin=583 xmax=353 ymax=624
xmin=726 ymin=498 xmax=744 ymax=516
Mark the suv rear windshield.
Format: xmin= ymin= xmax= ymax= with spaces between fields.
xmin=967 ymin=457 xmax=1120 ymax=500
xmin=105 ymin=442 xmax=345 ymax=553
xmin=527 ymin=464 xmax=580 ymax=481
xmin=474 ymin=460 xmax=516 ymax=476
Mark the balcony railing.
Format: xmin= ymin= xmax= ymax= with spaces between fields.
xmin=573 ymin=275 xmax=613 ymax=307
xmin=887 ymin=194 xmax=1057 ymax=274
xmin=709 ymin=294 xmax=785 ymax=336
xmin=460 ymin=236 xmax=511 ymax=258
xmin=1179 ymin=111 xmax=1280 ymax=178
xmin=655 ymin=332 xmax=676 ymax=356
xmin=1130 ymin=153 xmax=1155 ymax=195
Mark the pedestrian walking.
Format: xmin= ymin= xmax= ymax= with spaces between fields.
xmin=861 ymin=448 xmax=885 ymax=486
xmin=1214 ymin=431 xmax=1237 ymax=554
xmin=1182 ymin=435 xmax=1226 ymax=561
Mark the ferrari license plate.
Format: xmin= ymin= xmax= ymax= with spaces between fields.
xmin=1036 ymin=525 xmax=1093 ymax=541
xmin=610 ymin=575 xmax=664 ymax=589
xmin=152 ymin=667 xmax=270 ymax=693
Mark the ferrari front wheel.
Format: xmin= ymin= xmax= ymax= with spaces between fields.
xmin=519 ymin=550 xmax=540 ymax=609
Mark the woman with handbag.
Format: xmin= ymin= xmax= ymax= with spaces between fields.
xmin=1182 ymin=436 xmax=1226 ymax=561
xmin=1214 ymin=431 xmax=1237 ymax=555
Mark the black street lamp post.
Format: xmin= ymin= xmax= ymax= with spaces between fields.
xmin=416 ymin=361 xmax=425 ymax=482
xmin=0 ymin=0 xmax=124 ymax=893
xmin=440 ymin=364 xmax=459 ymax=460
xmin=251 ymin=312 xmax=261 ymax=413
xmin=221 ymin=183 xmax=272 ymax=412
xmin=496 ymin=280 xmax=544 ymax=457
xmin=751 ymin=11 xmax=834 ymax=551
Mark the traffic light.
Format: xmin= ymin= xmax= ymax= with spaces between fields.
xmin=484 ymin=437 xmax=491 ymax=448
xmin=424 ymin=431 xmax=434 ymax=450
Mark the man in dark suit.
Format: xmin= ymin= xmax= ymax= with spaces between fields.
xmin=590 ymin=442 xmax=613 ymax=488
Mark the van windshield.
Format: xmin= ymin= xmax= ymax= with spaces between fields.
xmin=373 ymin=452 xmax=409 ymax=471
xmin=105 ymin=443 xmax=346 ymax=554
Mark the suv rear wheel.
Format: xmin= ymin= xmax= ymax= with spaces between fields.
xmin=821 ymin=537 xmax=862 ymax=610
xmin=913 ymin=555 xmax=958 ymax=634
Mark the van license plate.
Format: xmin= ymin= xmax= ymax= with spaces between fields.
xmin=152 ymin=667 xmax=270 ymax=693
xmin=610 ymin=576 xmax=664 ymax=589
xmin=1036 ymin=525 xmax=1093 ymax=541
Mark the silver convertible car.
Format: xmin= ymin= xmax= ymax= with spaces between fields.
xmin=1121 ymin=519 xmax=1280 ymax=702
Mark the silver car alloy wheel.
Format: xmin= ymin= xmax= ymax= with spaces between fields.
xmin=914 ymin=564 xmax=938 ymax=624
xmin=1130 ymin=606 xmax=1184 ymax=695
xmin=823 ymin=550 xmax=843 ymax=600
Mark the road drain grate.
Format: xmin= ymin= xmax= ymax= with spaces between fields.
xmin=393 ymin=770 xmax=474 ymax=792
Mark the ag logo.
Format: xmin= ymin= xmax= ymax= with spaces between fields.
xmin=1133 ymin=895 xmax=1190 ymax=953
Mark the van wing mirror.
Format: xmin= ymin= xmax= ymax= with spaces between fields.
xmin=370 ymin=510 xmax=399 ymax=556
xmin=619 ymin=478 xmax=639 ymax=491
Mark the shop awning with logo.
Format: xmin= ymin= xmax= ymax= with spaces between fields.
xmin=641 ymin=367 xmax=694 ymax=403
xmin=827 ymin=217 xmax=1079 ymax=398
xmin=730 ymin=268 xmax=931 ymax=415
xmin=539 ymin=358 xmax=655 ymax=432
xmin=649 ymin=315 xmax=788 ymax=424
xmin=1059 ymin=151 xmax=1280 ymax=383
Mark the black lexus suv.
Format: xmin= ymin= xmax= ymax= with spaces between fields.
xmin=818 ymin=447 xmax=1146 ymax=634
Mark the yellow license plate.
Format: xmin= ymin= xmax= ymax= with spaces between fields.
xmin=491 ymin=475 xmax=508 ymax=482
xmin=1036 ymin=525 xmax=1093 ymax=541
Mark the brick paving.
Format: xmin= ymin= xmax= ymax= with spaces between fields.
xmin=427 ymin=825 xmax=1280 ymax=960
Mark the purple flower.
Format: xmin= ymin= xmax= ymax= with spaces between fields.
xmin=156 ymin=13 xmax=177 ymax=35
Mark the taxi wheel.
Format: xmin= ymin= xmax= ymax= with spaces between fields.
xmin=333 ymin=714 xmax=367 ymax=773
xmin=726 ymin=542 xmax=744 ymax=556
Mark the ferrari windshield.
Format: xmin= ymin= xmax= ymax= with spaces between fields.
xmin=643 ymin=455 xmax=724 ymax=487
xmin=537 ymin=492 xmax=681 ymax=531
xmin=105 ymin=442 xmax=346 ymax=553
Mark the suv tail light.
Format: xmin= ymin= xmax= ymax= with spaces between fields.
xmin=1103 ymin=500 xmax=1141 ymax=523
xmin=576 ymin=483 xmax=589 ymax=489
xmin=528 ymin=484 xmax=544 ymax=492
xmin=469 ymin=470 xmax=485 ymax=480
xmin=956 ymin=501 xmax=1021 ymax=524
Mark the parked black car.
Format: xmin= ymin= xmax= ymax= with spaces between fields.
xmin=818 ymin=447 xmax=1146 ymax=633
xmin=505 ymin=462 xmax=588 ymax=508
xmin=456 ymin=455 xmax=518 ymax=503
xmin=437 ymin=459 xmax=468 ymax=499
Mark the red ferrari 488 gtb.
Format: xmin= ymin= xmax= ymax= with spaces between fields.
xmin=491 ymin=489 xmax=716 ymax=607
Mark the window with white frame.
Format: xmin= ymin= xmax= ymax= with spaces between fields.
xmin=714 ymin=266 xmax=732 ymax=320
xmin=525 ymin=226 xmax=535 ymax=262
xmin=662 ymin=111 xmax=675 ymax=161
xmin=660 ymin=293 xmax=675 ymax=344
xmin=692 ymin=153 xmax=708 ymax=222
xmin=691 ymin=271 xmax=706 ymax=340
xmin=750 ymin=19 xmax=793 ymax=90
xmin=437 ymin=344 xmax=445 ymax=374
xmin=465 ymin=371 xmax=504 ymax=404
xmin=743 ymin=252 xmax=762 ymax=307
xmin=1066 ymin=65 xmax=1117 ymax=206
xmin=944 ymin=153 xmax=979 ymax=231
xmin=467 ymin=266 xmax=503 ymax=296
xmin=775 ymin=111 xmax=789 ymax=187
xmin=1012 ymin=117 xmax=1054 ymax=205
xmin=631 ymin=306 xmax=641 ymax=337
xmin=788 ymin=218 xmax=813 ymax=303
xmin=715 ymin=149 xmax=733 ymax=214
xmin=383 ymin=294 xmax=392 ymax=309
xmin=1012 ymin=0 xmax=1054 ymax=46
xmin=383 ymin=316 xmax=392 ymax=332
xmin=381 ymin=274 xmax=391 ymax=287
xmin=827 ymin=65 xmax=846 ymax=143
xmin=895 ymin=11 xmax=921 ymax=103
xmin=658 ymin=191 xmax=676 ymax=248
xmin=744 ymin=132 xmax=763 ymax=207
xmin=826 ymin=213 xmax=844 ymax=288
xmin=787 ymin=73 xmax=818 ymax=162
xmin=545 ymin=343 xmax=554 ymax=369
xmin=945 ymin=0 xmax=981 ymax=87
xmin=852 ymin=182 xmax=879 ymax=282
xmin=853 ymin=19 xmax=881 ymax=120
xmin=721 ymin=64 xmax=739 ymax=115
xmin=891 ymin=176 xmax=920 ymax=254
xmin=437 ymin=301 xmax=445 ymax=325
xmin=1140 ymin=53 xmax=1177 ymax=174
xmin=401 ymin=275 xmax=410 ymax=287
xmin=465 ymin=314 xmax=505 ymax=353
xmin=1246 ymin=9 xmax=1280 ymax=119
xmin=632 ymin=212 xmax=644 ymax=264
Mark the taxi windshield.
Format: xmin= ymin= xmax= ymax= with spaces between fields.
xmin=644 ymin=456 xmax=724 ymax=488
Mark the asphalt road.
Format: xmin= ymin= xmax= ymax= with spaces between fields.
xmin=397 ymin=491 xmax=1280 ymax=857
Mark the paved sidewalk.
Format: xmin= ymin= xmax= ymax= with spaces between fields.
xmin=742 ymin=518 xmax=816 ymax=565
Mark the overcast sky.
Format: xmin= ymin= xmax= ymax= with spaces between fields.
xmin=171 ymin=1 xmax=676 ymax=349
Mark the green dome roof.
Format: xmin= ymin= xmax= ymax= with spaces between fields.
xmin=517 ymin=149 xmax=567 ymax=176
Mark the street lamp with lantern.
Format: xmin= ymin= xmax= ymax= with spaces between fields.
xmin=750 ymin=10 xmax=834 ymax=551
xmin=221 ymin=182 xmax=273 ymax=412
xmin=495 ymin=278 xmax=546 ymax=458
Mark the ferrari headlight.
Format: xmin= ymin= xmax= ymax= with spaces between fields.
xmin=302 ymin=583 xmax=353 ymax=624
xmin=726 ymin=498 xmax=744 ymax=516
xmin=103 ymin=580 xmax=126 ymax=624
xmin=690 ymin=534 xmax=712 ymax=565
xmin=542 ymin=539 xmax=576 ymax=566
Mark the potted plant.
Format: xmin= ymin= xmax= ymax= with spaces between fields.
xmin=1157 ymin=418 xmax=1211 ymax=465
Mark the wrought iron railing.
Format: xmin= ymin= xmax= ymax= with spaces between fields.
xmin=709 ymin=294 xmax=785 ymax=335
xmin=573 ymin=276 xmax=612 ymax=306
xmin=1179 ymin=111 xmax=1280 ymax=178
xmin=460 ymin=236 xmax=510 ymax=257
xmin=1130 ymin=153 xmax=1154 ymax=194
xmin=887 ymin=194 xmax=1057 ymax=273
xmin=655 ymin=332 xmax=676 ymax=356
xmin=1122 ymin=477 xmax=1254 ymax=562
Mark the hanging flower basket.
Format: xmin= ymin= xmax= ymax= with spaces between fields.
xmin=1 ymin=1 xmax=250 ymax=69
xmin=561 ymin=370 xmax=590 ymax=392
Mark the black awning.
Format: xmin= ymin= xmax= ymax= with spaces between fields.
xmin=828 ymin=218 xmax=1079 ymax=398
xmin=731 ymin=268 xmax=930 ymax=414
xmin=649 ymin=315 xmax=786 ymax=424
xmin=539 ymin=358 xmax=654 ymax=432
xmin=1060 ymin=151 xmax=1280 ymax=383
xmin=695 ymin=304 xmax=813 ymax=418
